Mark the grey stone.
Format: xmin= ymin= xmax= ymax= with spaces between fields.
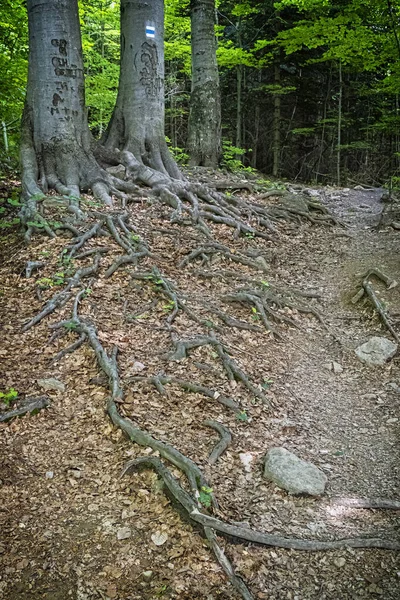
xmin=391 ymin=221 xmax=400 ymax=230
xmin=37 ymin=378 xmax=65 ymax=392
xmin=332 ymin=361 xmax=343 ymax=374
xmin=117 ymin=527 xmax=131 ymax=540
xmin=355 ymin=337 xmax=398 ymax=366
xmin=106 ymin=164 xmax=126 ymax=180
xmin=263 ymin=447 xmax=327 ymax=495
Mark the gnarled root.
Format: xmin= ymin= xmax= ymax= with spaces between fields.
xmin=352 ymin=268 xmax=399 ymax=342
xmin=130 ymin=375 xmax=240 ymax=413
xmin=123 ymin=457 xmax=400 ymax=552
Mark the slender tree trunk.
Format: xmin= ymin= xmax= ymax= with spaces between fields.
xmin=337 ymin=60 xmax=342 ymax=186
xmin=187 ymin=0 xmax=221 ymax=168
xmin=236 ymin=65 xmax=243 ymax=150
xmin=21 ymin=0 xmax=118 ymax=216
xmin=102 ymin=0 xmax=181 ymax=179
xmin=272 ymin=63 xmax=281 ymax=178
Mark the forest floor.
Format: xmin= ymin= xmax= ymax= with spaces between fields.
xmin=0 ymin=173 xmax=399 ymax=600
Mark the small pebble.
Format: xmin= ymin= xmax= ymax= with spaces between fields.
xmin=334 ymin=557 xmax=346 ymax=568
xmin=117 ymin=527 xmax=131 ymax=540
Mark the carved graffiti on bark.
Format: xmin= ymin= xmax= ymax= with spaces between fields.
xmin=49 ymin=39 xmax=81 ymax=121
xmin=137 ymin=41 xmax=162 ymax=98
xmin=51 ymin=39 xmax=81 ymax=79
xmin=51 ymin=38 xmax=67 ymax=56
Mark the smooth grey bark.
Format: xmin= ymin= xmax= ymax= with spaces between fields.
xmin=187 ymin=0 xmax=221 ymax=168
xmin=103 ymin=0 xmax=181 ymax=179
xmin=21 ymin=0 xmax=114 ymax=209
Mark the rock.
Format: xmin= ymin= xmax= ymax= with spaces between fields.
xmin=332 ymin=361 xmax=343 ymax=374
xmin=117 ymin=527 xmax=131 ymax=540
xmin=334 ymin=557 xmax=346 ymax=568
xmin=106 ymin=164 xmax=126 ymax=180
xmin=37 ymin=378 xmax=65 ymax=392
xmin=391 ymin=221 xmax=400 ymax=230
xmin=129 ymin=361 xmax=146 ymax=374
xmin=142 ymin=571 xmax=153 ymax=582
xmin=239 ymin=452 xmax=255 ymax=473
xmin=387 ymin=382 xmax=400 ymax=393
xmin=279 ymin=194 xmax=309 ymax=213
xmin=151 ymin=531 xmax=168 ymax=546
xmin=263 ymin=447 xmax=327 ymax=495
xmin=45 ymin=471 xmax=54 ymax=479
xmin=355 ymin=337 xmax=398 ymax=366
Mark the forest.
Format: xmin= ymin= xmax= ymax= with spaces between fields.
xmin=0 ymin=1 xmax=399 ymax=599
xmin=1 ymin=0 xmax=400 ymax=184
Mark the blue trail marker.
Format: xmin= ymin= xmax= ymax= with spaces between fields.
xmin=146 ymin=25 xmax=155 ymax=39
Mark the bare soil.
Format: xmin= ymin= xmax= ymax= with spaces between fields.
xmin=0 ymin=178 xmax=399 ymax=599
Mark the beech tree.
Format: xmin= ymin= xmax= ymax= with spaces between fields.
xmin=102 ymin=0 xmax=182 ymax=179
xmin=187 ymin=0 xmax=221 ymax=167
xmin=21 ymin=0 xmax=131 ymax=236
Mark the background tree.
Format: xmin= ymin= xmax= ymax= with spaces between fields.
xmin=0 ymin=0 xmax=28 ymax=165
xmin=187 ymin=0 xmax=221 ymax=167
xmin=1 ymin=0 xmax=400 ymax=185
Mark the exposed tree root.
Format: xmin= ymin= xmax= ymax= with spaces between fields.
xmin=0 ymin=396 xmax=49 ymax=423
xmin=270 ymin=194 xmax=342 ymax=226
xmin=25 ymin=260 xmax=44 ymax=278
xmin=131 ymin=375 xmax=240 ymax=413
xmin=167 ymin=334 xmax=267 ymax=404
xmin=203 ymin=526 xmax=254 ymax=600
xmin=51 ymin=333 xmax=86 ymax=364
xmin=120 ymin=150 xmax=337 ymax=240
xmin=352 ymin=268 xmax=399 ymax=342
xmin=179 ymin=241 xmax=269 ymax=274
xmin=123 ymin=457 xmax=399 ymax=551
xmin=223 ymin=283 xmax=341 ymax=343
xmin=131 ymin=269 xmax=212 ymax=328
xmin=23 ymin=257 xmax=100 ymax=331
xmin=204 ymin=420 xmax=232 ymax=464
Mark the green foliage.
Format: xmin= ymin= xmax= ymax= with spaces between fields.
xmin=0 ymin=0 xmax=28 ymax=167
xmin=79 ymin=0 xmax=120 ymax=135
xmin=236 ymin=410 xmax=248 ymax=422
xmin=162 ymin=300 xmax=176 ymax=313
xmin=63 ymin=321 xmax=79 ymax=331
xmin=199 ymin=486 xmax=213 ymax=507
xmin=0 ymin=387 xmax=18 ymax=406
xmin=165 ymin=137 xmax=189 ymax=165
xmin=221 ymin=140 xmax=255 ymax=173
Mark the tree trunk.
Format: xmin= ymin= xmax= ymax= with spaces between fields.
xmin=235 ymin=65 xmax=243 ymax=151
xmin=102 ymin=0 xmax=181 ymax=179
xmin=21 ymin=0 xmax=116 ymax=211
xmin=337 ymin=60 xmax=342 ymax=186
xmin=272 ymin=63 xmax=281 ymax=178
xmin=187 ymin=0 xmax=221 ymax=168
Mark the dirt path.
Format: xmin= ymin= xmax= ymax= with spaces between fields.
xmin=0 ymin=182 xmax=399 ymax=599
